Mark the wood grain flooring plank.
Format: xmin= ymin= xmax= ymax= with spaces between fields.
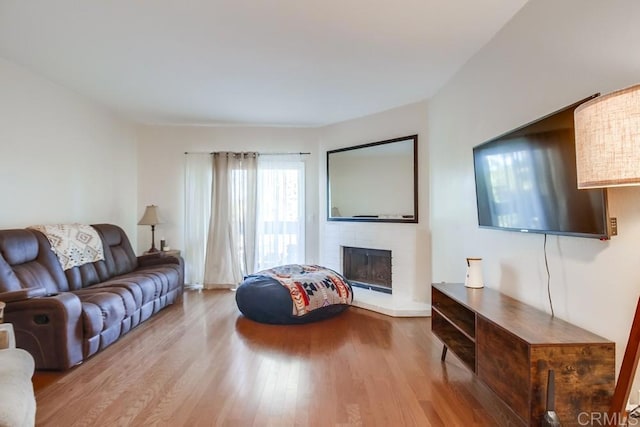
xmin=33 ymin=289 xmax=521 ymax=426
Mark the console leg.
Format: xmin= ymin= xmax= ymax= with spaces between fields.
xmin=441 ymin=345 xmax=448 ymax=361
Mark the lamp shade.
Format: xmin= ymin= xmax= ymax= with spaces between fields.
xmin=575 ymin=84 xmax=640 ymax=188
xmin=138 ymin=205 xmax=161 ymax=225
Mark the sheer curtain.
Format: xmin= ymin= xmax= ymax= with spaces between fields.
xmin=184 ymin=153 xmax=212 ymax=286
xmin=255 ymin=155 xmax=305 ymax=271
xmin=203 ymin=152 xmax=257 ymax=289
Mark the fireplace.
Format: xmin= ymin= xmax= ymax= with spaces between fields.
xmin=343 ymin=246 xmax=392 ymax=294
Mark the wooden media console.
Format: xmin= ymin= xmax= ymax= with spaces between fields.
xmin=432 ymin=283 xmax=615 ymax=426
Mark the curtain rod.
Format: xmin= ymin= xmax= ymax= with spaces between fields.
xmin=184 ymin=151 xmax=311 ymax=155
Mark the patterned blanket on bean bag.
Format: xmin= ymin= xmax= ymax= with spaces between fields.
xmin=251 ymin=264 xmax=352 ymax=317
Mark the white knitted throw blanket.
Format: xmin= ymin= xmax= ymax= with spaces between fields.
xmin=29 ymin=224 xmax=105 ymax=270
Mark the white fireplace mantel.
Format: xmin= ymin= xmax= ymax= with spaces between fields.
xmin=320 ymin=222 xmax=430 ymax=317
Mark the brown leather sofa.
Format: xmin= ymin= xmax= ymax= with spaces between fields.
xmin=0 ymin=224 xmax=184 ymax=370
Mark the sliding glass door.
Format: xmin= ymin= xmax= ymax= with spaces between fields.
xmin=255 ymin=157 xmax=305 ymax=271
xmin=184 ymin=153 xmax=306 ymax=286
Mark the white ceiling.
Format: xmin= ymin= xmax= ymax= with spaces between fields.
xmin=0 ymin=1 xmax=528 ymax=127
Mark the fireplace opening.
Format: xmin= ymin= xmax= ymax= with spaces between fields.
xmin=343 ymin=246 xmax=392 ymax=294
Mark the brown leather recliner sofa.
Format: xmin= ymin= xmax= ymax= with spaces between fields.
xmin=0 ymin=223 xmax=184 ymax=370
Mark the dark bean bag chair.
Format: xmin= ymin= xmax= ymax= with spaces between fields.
xmin=235 ymin=264 xmax=353 ymax=324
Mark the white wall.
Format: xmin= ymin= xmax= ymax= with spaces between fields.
xmin=0 ymin=58 xmax=138 ymax=235
xmin=137 ymin=103 xmax=429 ymax=307
xmin=135 ymin=126 xmax=320 ymax=261
xmin=136 ymin=104 xmax=428 ymax=306
xmin=319 ymin=100 xmax=430 ymax=304
xmin=429 ymin=0 xmax=640 ymax=393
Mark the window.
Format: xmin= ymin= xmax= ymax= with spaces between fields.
xmin=255 ymin=157 xmax=305 ymax=271
xmin=183 ymin=153 xmax=306 ymax=286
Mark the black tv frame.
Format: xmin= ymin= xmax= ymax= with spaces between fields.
xmin=472 ymin=94 xmax=612 ymax=240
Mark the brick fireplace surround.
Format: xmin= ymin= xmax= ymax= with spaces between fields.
xmin=321 ymin=222 xmax=429 ymax=317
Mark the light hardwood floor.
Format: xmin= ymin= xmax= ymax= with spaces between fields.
xmin=33 ymin=289 xmax=520 ymax=427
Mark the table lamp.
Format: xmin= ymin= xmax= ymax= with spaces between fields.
xmin=138 ymin=205 xmax=161 ymax=253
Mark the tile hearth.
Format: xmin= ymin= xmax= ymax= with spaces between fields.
xmin=352 ymin=287 xmax=430 ymax=317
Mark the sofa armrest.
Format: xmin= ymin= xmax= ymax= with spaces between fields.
xmin=5 ymin=292 xmax=83 ymax=370
xmin=137 ymin=253 xmax=185 ymax=297
xmin=137 ymin=253 xmax=182 ymax=267
xmin=0 ymin=287 xmax=48 ymax=303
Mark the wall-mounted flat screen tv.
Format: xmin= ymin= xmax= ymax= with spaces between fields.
xmin=473 ymin=95 xmax=612 ymax=240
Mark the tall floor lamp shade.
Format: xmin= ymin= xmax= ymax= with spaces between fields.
xmin=575 ymin=84 xmax=640 ymax=188
xmin=574 ymin=84 xmax=640 ymax=424
xmin=138 ymin=205 xmax=161 ymax=253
